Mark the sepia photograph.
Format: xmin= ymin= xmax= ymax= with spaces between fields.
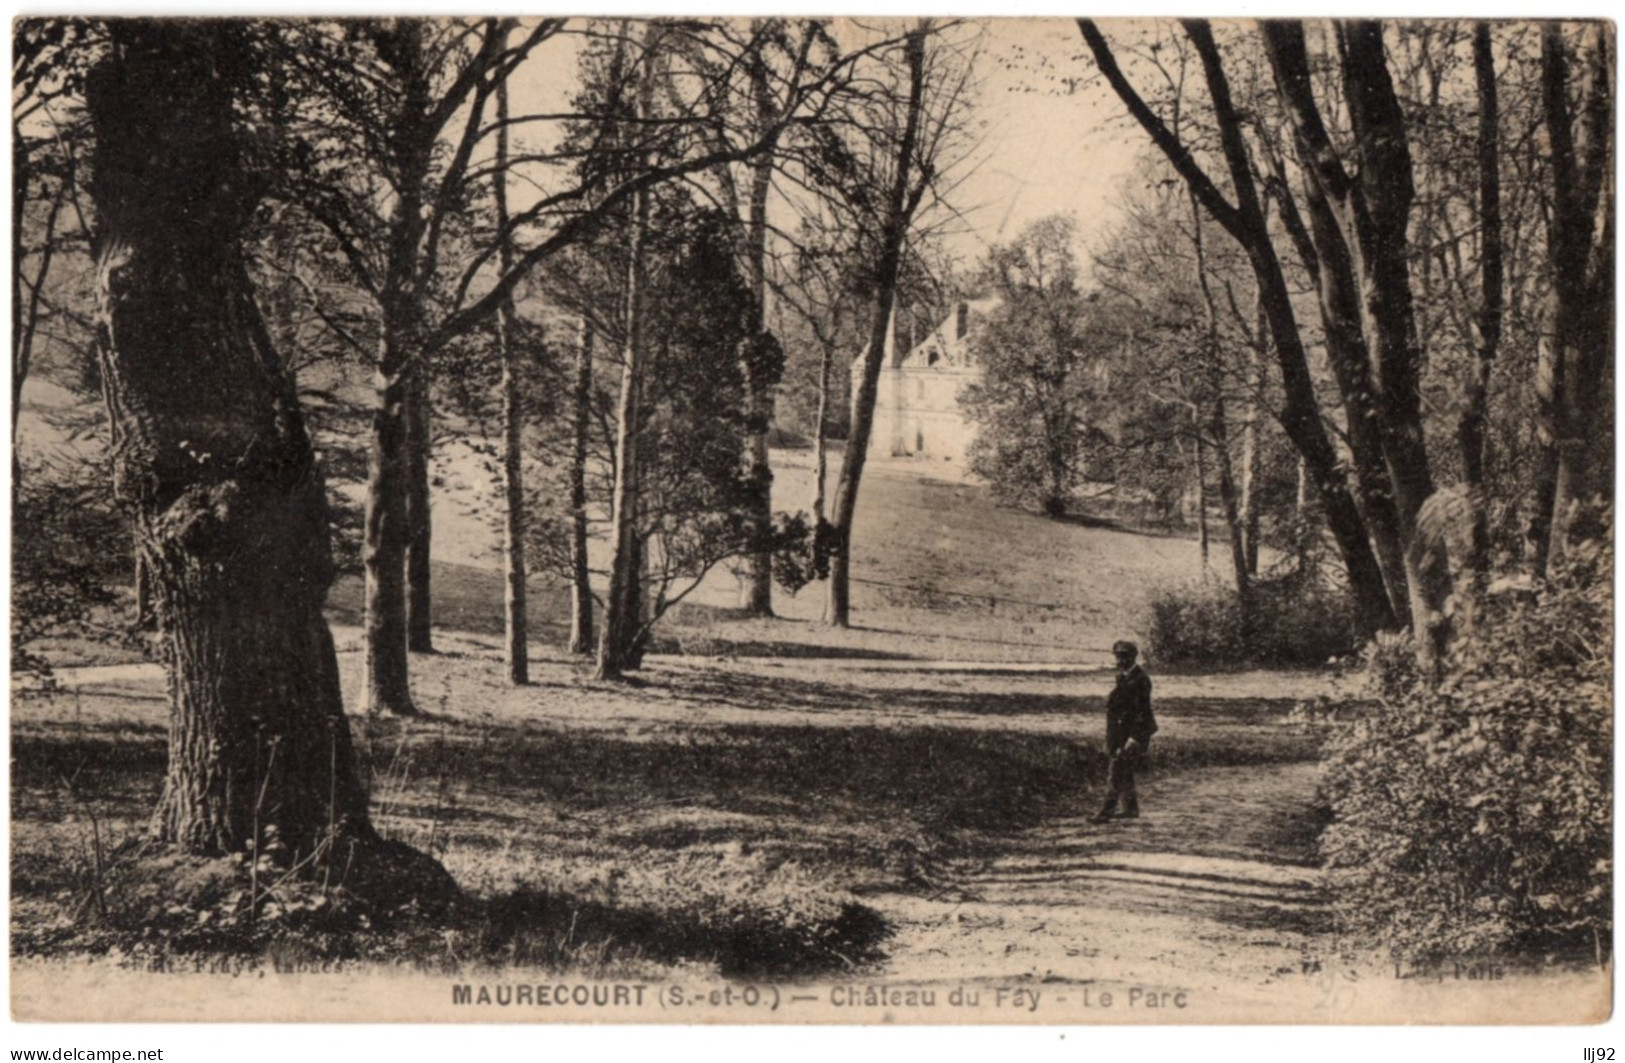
xmin=7 ymin=10 xmax=1614 ymax=1037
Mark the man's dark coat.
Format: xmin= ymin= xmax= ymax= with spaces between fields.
xmin=1105 ymin=663 xmax=1157 ymax=754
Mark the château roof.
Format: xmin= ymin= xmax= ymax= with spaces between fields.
xmin=895 ymin=297 xmax=999 ymax=370
xmin=853 ymin=297 xmax=1001 ymax=371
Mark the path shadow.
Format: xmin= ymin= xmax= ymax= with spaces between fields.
xmin=472 ymin=886 xmax=891 ymax=979
xmin=1049 ymin=510 xmax=1211 ymax=541
xmin=846 ymin=624 xmax=1104 ymax=655
xmin=659 ymin=667 xmax=1089 ymax=719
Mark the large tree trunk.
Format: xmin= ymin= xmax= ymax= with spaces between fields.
xmin=569 ymin=317 xmax=596 ymax=655
xmin=361 ymin=28 xmax=435 ymax=716
xmin=405 ymin=365 xmax=434 ymax=653
xmin=1301 ymin=192 xmax=1414 ymax=625
xmin=596 ymin=23 xmax=659 ymax=680
xmin=1237 ymin=185 xmax=1397 ymax=640
xmin=595 ymin=254 xmax=645 ymax=681
xmin=82 ymin=24 xmax=447 ymax=898
xmin=595 ymin=262 xmax=647 ymax=678
xmin=827 ymin=26 xmax=928 ymax=628
xmin=1202 ymin=22 xmax=1397 ymax=633
xmin=495 ymin=75 xmax=528 ymax=685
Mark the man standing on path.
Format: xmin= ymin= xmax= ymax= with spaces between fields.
xmin=1093 ymin=639 xmax=1157 ymax=822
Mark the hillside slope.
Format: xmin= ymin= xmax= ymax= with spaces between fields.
xmin=407 ymin=445 xmax=1221 ymax=664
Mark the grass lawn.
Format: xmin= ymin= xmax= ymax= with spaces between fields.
xmin=26 ymin=445 xmax=1227 ymax=670
xmin=324 ymin=445 xmax=1227 ymax=667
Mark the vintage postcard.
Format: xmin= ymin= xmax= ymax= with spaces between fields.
xmin=8 ymin=13 xmax=1613 ymax=1031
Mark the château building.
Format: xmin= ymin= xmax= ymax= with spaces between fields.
xmin=852 ymin=297 xmax=998 ymax=464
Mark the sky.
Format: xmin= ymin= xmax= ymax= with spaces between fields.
xmin=931 ymin=18 xmax=1142 ymax=265
xmin=496 ymin=18 xmax=1148 ymax=283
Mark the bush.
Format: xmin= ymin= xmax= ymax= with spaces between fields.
xmin=553 ymin=848 xmax=888 ymax=976
xmin=1356 ymin=629 xmax=1422 ymax=703
xmin=12 ymin=453 xmax=132 ymax=678
xmin=1320 ymin=534 xmax=1612 ymax=964
xmin=1145 ymin=575 xmax=1361 ymax=668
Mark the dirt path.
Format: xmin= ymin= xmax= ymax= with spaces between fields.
xmin=870 ymin=760 xmax=1329 ymax=1003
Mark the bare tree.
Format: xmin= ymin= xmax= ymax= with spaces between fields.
xmin=13 ymin=22 xmax=92 ymax=460
xmin=1262 ymin=20 xmax=1455 ymax=665
xmin=1186 ymin=190 xmax=1252 ymax=609
xmin=770 ymin=221 xmax=863 ymax=542
xmin=827 ymin=19 xmax=976 ymax=627
xmin=568 ymin=317 xmax=596 ymax=655
xmin=289 ymin=16 xmax=889 ymax=703
xmin=493 ymin=70 xmax=529 ymax=684
xmin=1456 ymin=20 xmax=1504 ymax=589
xmin=1080 ymin=18 xmax=1399 ymax=636
xmin=669 ymin=19 xmax=824 ymax=618
xmin=287 ymin=19 xmax=562 ymax=714
xmin=595 ymin=21 xmax=661 ymax=681
xmin=1253 ymin=122 xmax=1410 ymax=624
xmin=1528 ymin=23 xmax=1613 ymax=575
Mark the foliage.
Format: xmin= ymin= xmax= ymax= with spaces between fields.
xmin=11 ymin=453 xmax=133 ymax=679
xmin=1321 ymin=531 xmax=1612 ymax=963
xmin=765 ymin=510 xmax=842 ymax=596
xmin=771 ymin=220 xmax=865 ymax=446
xmin=18 ymin=835 xmax=885 ymax=979
xmin=962 ymin=216 xmax=1111 ymax=517
xmin=1088 ymin=157 xmax=1308 ymax=554
xmin=1146 ymin=573 xmax=1361 ymax=668
xmin=1357 ymin=629 xmax=1424 ymax=704
xmin=524 ymin=202 xmax=781 ymax=651
xmin=494 ymin=849 xmax=887 ymax=977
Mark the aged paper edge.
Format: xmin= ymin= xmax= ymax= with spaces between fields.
xmin=11 ymin=963 xmax=1612 ymax=1025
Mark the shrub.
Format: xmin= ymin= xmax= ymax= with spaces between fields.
xmin=767 ymin=510 xmax=837 ymax=596
xmin=12 ymin=453 xmax=132 ymax=679
xmin=1145 ymin=575 xmax=1361 ymax=668
xmin=576 ymin=848 xmax=887 ymax=976
xmin=1320 ymin=534 xmax=1612 ymax=964
xmin=1356 ymin=629 xmax=1422 ymax=703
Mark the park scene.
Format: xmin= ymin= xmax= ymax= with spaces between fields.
xmin=9 ymin=17 xmax=1612 ymax=1022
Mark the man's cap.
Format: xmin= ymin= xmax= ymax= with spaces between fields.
xmin=1112 ymin=640 xmax=1138 ymax=657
